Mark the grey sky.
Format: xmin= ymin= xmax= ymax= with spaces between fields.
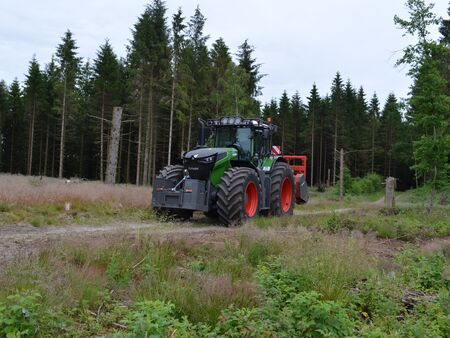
xmin=0 ymin=0 xmax=447 ymax=105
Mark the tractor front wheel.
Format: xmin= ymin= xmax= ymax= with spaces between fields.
xmin=269 ymin=162 xmax=295 ymax=216
xmin=217 ymin=167 xmax=261 ymax=226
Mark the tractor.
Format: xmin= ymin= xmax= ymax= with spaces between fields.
xmin=152 ymin=117 xmax=308 ymax=226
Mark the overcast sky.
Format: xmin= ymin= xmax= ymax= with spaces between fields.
xmin=0 ymin=0 xmax=447 ymax=105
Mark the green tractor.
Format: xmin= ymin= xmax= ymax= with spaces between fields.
xmin=152 ymin=117 xmax=308 ymax=225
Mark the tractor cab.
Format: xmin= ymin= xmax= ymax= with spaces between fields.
xmin=200 ymin=117 xmax=275 ymax=164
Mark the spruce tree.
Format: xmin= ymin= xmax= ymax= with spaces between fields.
xmin=308 ymin=84 xmax=321 ymax=185
xmin=0 ymin=81 xmax=8 ymax=171
xmin=237 ymin=39 xmax=263 ymax=112
xmin=278 ymin=91 xmax=290 ymax=152
xmin=210 ymin=38 xmax=232 ymax=116
xmin=93 ymin=40 xmax=120 ymax=180
xmin=330 ymin=72 xmax=344 ymax=184
xmin=55 ymin=30 xmax=80 ymax=178
xmin=5 ymin=80 xmax=25 ymax=173
xmin=168 ymin=8 xmax=186 ymax=165
xmin=24 ymin=56 xmax=44 ymax=175
xmin=368 ymin=93 xmax=381 ymax=173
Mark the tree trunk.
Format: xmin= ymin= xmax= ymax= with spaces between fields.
xmin=319 ymin=123 xmax=323 ymax=183
xmin=58 ymin=77 xmax=67 ymax=179
xmin=100 ymin=90 xmax=105 ymax=181
xmin=333 ymin=112 xmax=338 ymax=186
xmin=118 ymin=124 xmax=123 ymax=181
xmin=105 ymin=107 xmax=123 ymax=184
xmin=310 ymin=109 xmax=315 ymax=187
xmin=371 ymin=118 xmax=375 ymax=173
xmin=168 ymin=73 xmax=176 ymax=166
xmin=79 ymin=133 xmax=84 ymax=178
xmin=9 ymin=128 xmax=14 ymax=173
xmin=44 ymin=120 xmax=50 ymax=176
xmin=143 ymin=70 xmax=154 ymax=186
xmin=27 ymin=98 xmax=36 ymax=175
xmin=126 ymin=123 xmax=131 ymax=183
xmin=38 ymin=123 xmax=43 ymax=175
xmin=180 ymin=120 xmax=185 ymax=156
xmin=187 ymin=93 xmax=193 ymax=149
xmin=136 ymin=88 xmax=143 ymax=185
xmin=51 ymin=130 xmax=55 ymax=177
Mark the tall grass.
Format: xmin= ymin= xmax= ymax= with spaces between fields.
xmin=0 ymin=174 xmax=151 ymax=208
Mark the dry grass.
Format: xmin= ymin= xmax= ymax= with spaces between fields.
xmin=0 ymin=174 xmax=151 ymax=208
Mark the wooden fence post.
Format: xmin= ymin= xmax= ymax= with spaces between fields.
xmin=385 ymin=177 xmax=396 ymax=208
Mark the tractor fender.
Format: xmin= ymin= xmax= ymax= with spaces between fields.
xmin=294 ymin=173 xmax=309 ymax=204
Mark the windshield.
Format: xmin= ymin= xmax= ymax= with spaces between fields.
xmin=214 ymin=127 xmax=252 ymax=159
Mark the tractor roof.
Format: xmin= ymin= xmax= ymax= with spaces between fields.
xmin=206 ymin=117 xmax=277 ymax=132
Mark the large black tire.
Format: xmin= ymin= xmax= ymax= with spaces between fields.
xmin=269 ymin=162 xmax=295 ymax=216
xmin=157 ymin=164 xmax=184 ymax=185
xmin=217 ymin=167 xmax=261 ymax=226
xmin=154 ymin=164 xmax=192 ymax=221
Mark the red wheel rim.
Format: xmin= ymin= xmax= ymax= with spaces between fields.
xmin=281 ymin=177 xmax=292 ymax=212
xmin=244 ymin=181 xmax=258 ymax=217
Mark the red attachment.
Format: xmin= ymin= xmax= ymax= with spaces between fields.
xmin=283 ymin=155 xmax=307 ymax=176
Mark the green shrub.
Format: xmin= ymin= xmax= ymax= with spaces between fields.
xmin=274 ymin=291 xmax=355 ymax=338
xmin=256 ymin=257 xmax=311 ymax=303
xmin=247 ymin=242 xmax=270 ymax=267
xmin=0 ymin=292 xmax=41 ymax=337
xmin=325 ymin=213 xmax=356 ymax=233
xmin=397 ymin=249 xmax=449 ymax=290
xmin=348 ymin=173 xmax=383 ymax=195
xmin=107 ymin=253 xmax=132 ymax=286
xmin=0 ymin=292 xmax=69 ymax=337
xmin=213 ymin=307 xmax=276 ymax=337
xmin=117 ymin=300 xmax=196 ymax=337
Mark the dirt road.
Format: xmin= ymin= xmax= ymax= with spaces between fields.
xmin=1 ymin=202 xmax=448 ymax=266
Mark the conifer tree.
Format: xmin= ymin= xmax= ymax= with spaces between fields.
xmin=0 ymin=81 xmax=8 ymax=170
xmin=368 ymin=93 xmax=381 ymax=173
xmin=168 ymin=8 xmax=186 ymax=165
xmin=210 ymin=38 xmax=232 ymax=116
xmin=278 ymin=91 xmax=290 ymax=152
xmin=308 ymin=84 xmax=320 ymax=185
xmin=93 ymin=40 xmax=120 ymax=180
xmin=330 ymin=72 xmax=344 ymax=184
xmin=5 ymin=80 xmax=25 ymax=173
xmin=24 ymin=56 xmax=44 ymax=175
xmin=55 ymin=30 xmax=80 ymax=178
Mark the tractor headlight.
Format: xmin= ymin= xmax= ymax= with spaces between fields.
xmin=201 ymin=155 xmax=216 ymax=163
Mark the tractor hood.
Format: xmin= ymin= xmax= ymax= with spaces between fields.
xmin=183 ymin=147 xmax=236 ymax=182
xmin=183 ymin=147 xmax=232 ymax=161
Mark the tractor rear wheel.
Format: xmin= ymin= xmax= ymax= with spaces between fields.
xmin=154 ymin=164 xmax=192 ymax=221
xmin=217 ymin=167 xmax=261 ymax=226
xmin=269 ymin=162 xmax=295 ymax=216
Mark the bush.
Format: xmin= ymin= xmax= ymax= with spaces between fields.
xmin=347 ymin=173 xmax=383 ymax=195
xmin=397 ymin=250 xmax=449 ymax=290
xmin=0 ymin=292 xmax=69 ymax=337
xmin=117 ymin=300 xmax=196 ymax=337
xmin=274 ymin=291 xmax=355 ymax=338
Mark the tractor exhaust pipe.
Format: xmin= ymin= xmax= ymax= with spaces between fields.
xmin=197 ymin=118 xmax=207 ymax=146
